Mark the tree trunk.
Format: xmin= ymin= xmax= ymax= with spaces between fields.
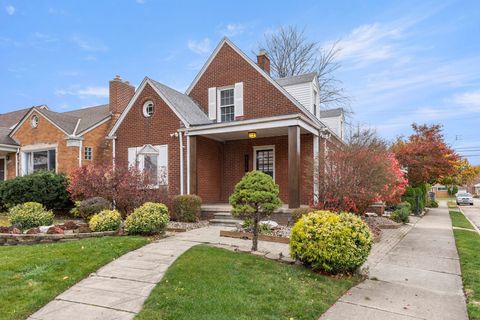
xmin=252 ymin=216 xmax=259 ymax=251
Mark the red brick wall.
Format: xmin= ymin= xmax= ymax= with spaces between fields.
xmin=114 ymin=83 xmax=184 ymax=197
xmin=6 ymin=152 xmax=16 ymax=179
xmin=197 ymin=133 xmax=313 ymax=205
xmin=82 ymin=120 xmax=112 ymax=166
xmin=196 ymin=136 xmax=223 ymax=203
xmin=188 ymin=42 xmax=309 ymax=120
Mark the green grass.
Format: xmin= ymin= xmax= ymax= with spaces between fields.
xmin=449 ymin=210 xmax=475 ymax=230
xmin=453 ymin=229 xmax=480 ymax=319
xmin=0 ymin=236 xmax=149 ymax=320
xmin=136 ymin=245 xmax=358 ymax=320
xmin=448 ymin=200 xmax=458 ymax=209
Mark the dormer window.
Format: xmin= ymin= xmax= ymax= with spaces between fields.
xmin=219 ymin=88 xmax=235 ymax=122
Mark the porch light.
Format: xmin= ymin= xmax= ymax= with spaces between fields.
xmin=248 ymin=131 xmax=257 ymax=139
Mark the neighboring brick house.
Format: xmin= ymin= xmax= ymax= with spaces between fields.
xmin=0 ymin=76 xmax=135 ymax=179
xmin=109 ymin=38 xmax=344 ymax=208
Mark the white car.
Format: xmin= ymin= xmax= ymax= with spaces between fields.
xmin=456 ymin=192 xmax=474 ymax=206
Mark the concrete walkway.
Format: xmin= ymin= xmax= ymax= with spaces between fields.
xmin=321 ymin=205 xmax=468 ymax=320
xmin=28 ymin=226 xmax=290 ymax=320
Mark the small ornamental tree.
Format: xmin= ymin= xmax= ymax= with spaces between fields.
xmin=229 ymin=171 xmax=282 ymax=251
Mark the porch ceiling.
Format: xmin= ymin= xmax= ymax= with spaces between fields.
xmin=201 ymin=126 xmax=310 ymax=142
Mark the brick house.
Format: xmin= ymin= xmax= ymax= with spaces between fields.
xmin=0 ymin=76 xmax=135 ymax=179
xmin=108 ymin=38 xmax=344 ymax=209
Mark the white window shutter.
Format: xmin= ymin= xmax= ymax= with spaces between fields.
xmin=155 ymin=145 xmax=168 ymax=185
xmin=128 ymin=147 xmax=137 ymax=168
xmin=208 ymin=87 xmax=217 ymax=120
xmin=234 ymin=82 xmax=244 ymax=117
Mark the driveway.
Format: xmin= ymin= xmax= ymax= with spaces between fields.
xmin=458 ymin=198 xmax=480 ymax=230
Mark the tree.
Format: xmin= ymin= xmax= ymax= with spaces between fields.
xmin=440 ymin=159 xmax=480 ymax=187
xmin=313 ymin=129 xmax=407 ymax=214
xmin=391 ymin=124 xmax=459 ymax=186
xmin=260 ymin=25 xmax=349 ymax=109
xmin=229 ymin=171 xmax=282 ymax=251
xmin=67 ymin=164 xmax=168 ymax=216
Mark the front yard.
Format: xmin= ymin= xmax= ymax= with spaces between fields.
xmin=136 ymin=245 xmax=358 ymax=320
xmin=0 ymin=236 xmax=149 ymax=320
xmin=450 ymin=210 xmax=480 ymax=319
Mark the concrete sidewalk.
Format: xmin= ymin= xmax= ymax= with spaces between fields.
xmin=320 ymin=205 xmax=468 ymax=320
xmin=28 ymin=226 xmax=290 ymax=320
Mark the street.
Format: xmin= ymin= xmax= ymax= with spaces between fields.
xmin=458 ymin=199 xmax=480 ymax=230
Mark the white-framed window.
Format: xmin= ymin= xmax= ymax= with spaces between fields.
xmin=253 ymin=145 xmax=275 ymax=180
xmin=128 ymin=144 xmax=168 ymax=187
xmin=142 ymin=100 xmax=154 ymax=118
xmin=84 ymin=147 xmax=92 ymax=160
xmin=31 ymin=115 xmax=39 ymax=128
xmin=219 ymin=87 xmax=235 ymax=122
xmin=23 ymin=149 xmax=56 ymax=175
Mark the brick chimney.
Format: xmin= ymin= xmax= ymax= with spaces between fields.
xmin=257 ymin=49 xmax=270 ymax=74
xmin=109 ymin=75 xmax=135 ymax=115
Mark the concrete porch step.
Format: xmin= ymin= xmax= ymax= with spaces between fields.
xmin=209 ymin=218 xmax=243 ymax=227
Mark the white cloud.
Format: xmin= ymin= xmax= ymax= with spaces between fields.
xmin=136 ymin=0 xmax=145 ymax=4
xmin=221 ymin=23 xmax=246 ymax=37
xmin=188 ymin=38 xmax=211 ymax=54
xmin=55 ymin=86 xmax=109 ymax=98
xmin=451 ymin=90 xmax=480 ymax=113
xmin=5 ymin=5 xmax=15 ymax=15
xmin=71 ymin=36 xmax=108 ymax=52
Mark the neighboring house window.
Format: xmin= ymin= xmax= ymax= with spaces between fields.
xmin=437 ymin=186 xmax=447 ymax=191
xmin=220 ymin=88 xmax=235 ymax=122
xmin=128 ymin=144 xmax=168 ymax=187
xmin=142 ymin=101 xmax=154 ymax=118
xmin=84 ymin=147 xmax=92 ymax=160
xmin=253 ymin=146 xmax=275 ymax=180
xmin=24 ymin=149 xmax=56 ymax=175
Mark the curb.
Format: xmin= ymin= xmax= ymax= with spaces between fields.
xmin=457 ymin=206 xmax=480 ymax=235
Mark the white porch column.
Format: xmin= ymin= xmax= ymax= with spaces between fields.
xmin=313 ymin=134 xmax=319 ymax=205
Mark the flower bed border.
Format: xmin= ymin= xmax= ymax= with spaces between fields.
xmin=220 ymin=230 xmax=290 ymax=244
xmin=0 ymin=231 xmax=118 ymax=246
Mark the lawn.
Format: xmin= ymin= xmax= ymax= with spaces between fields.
xmin=136 ymin=245 xmax=358 ymax=320
xmin=0 ymin=236 xmax=149 ymax=320
xmin=449 ymin=210 xmax=475 ymax=230
xmin=453 ymin=229 xmax=480 ymax=319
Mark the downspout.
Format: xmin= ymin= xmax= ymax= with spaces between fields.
xmin=78 ymin=140 xmax=83 ymax=167
xmin=15 ymin=148 xmax=19 ymax=177
xmin=112 ymin=137 xmax=116 ymax=170
xmin=179 ymin=132 xmax=184 ymax=195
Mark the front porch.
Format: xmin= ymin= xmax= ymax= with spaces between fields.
xmin=183 ymin=114 xmax=321 ymax=209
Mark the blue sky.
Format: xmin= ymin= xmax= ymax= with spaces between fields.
xmin=1 ymin=1 xmax=479 ymax=163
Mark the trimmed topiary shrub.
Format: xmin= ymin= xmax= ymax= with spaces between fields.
xmin=76 ymin=197 xmax=111 ymax=221
xmin=89 ymin=209 xmax=122 ymax=232
xmin=125 ymin=202 xmax=170 ymax=235
xmin=290 ymin=210 xmax=373 ymax=274
xmin=0 ymin=171 xmax=71 ymax=211
xmin=7 ymin=202 xmax=54 ymax=230
xmin=291 ymin=207 xmax=314 ymax=223
xmin=173 ymin=195 xmax=202 ymax=222
xmin=390 ymin=206 xmax=410 ymax=223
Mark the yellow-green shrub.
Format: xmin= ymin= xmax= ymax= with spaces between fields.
xmin=290 ymin=210 xmax=373 ymax=274
xmin=8 ymin=202 xmax=54 ymax=229
xmin=89 ymin=209 xmax=122 ymax=232
xmin=125 ymin=202 xmax=170 ymax=235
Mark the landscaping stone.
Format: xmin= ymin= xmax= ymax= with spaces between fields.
xmin=259 ymin=220 xmax=279 ymax=229
xmin=39 ymin=226 xmax=52 ymax=233
xmin=47 ymin=226 xmax=64 ymax=234
xmin=11 ymin=227 xmax=21 ymax=234
xmin=78 ymin=225 xmax=91 ymax=233
xmin=25 ymin=228 xmax=40 ymax=234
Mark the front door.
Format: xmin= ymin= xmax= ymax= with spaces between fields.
xmin=0 ymin=159 xmax=5 ymax=181
xmin=254 ymin=146 xmax=275 ymax=180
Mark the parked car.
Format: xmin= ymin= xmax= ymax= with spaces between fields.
xmin=456 ymin=192 xmax=474 ymax=206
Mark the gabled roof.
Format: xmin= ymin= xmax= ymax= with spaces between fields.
xmin=0 ymin=127 xmax=19 ymax=146
xmin=276 ymin=72 xmax=317 ymax=87
xmin=108 ymin=77 xmax=211 ymax=137
xmin=62 ymin=104 xmax=111 ymax=134
xmin=10 ymin=104 xmax=111 ymax=138
xmin=0 ymin=106 xmax=46 ymax=128
xmin=149 ymin=79 xmax=211 ymax=126
xmin=184 ymin=37 xmax=326 ymax=130
xmin=320 ymin=108 xmax=344 ymax=118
